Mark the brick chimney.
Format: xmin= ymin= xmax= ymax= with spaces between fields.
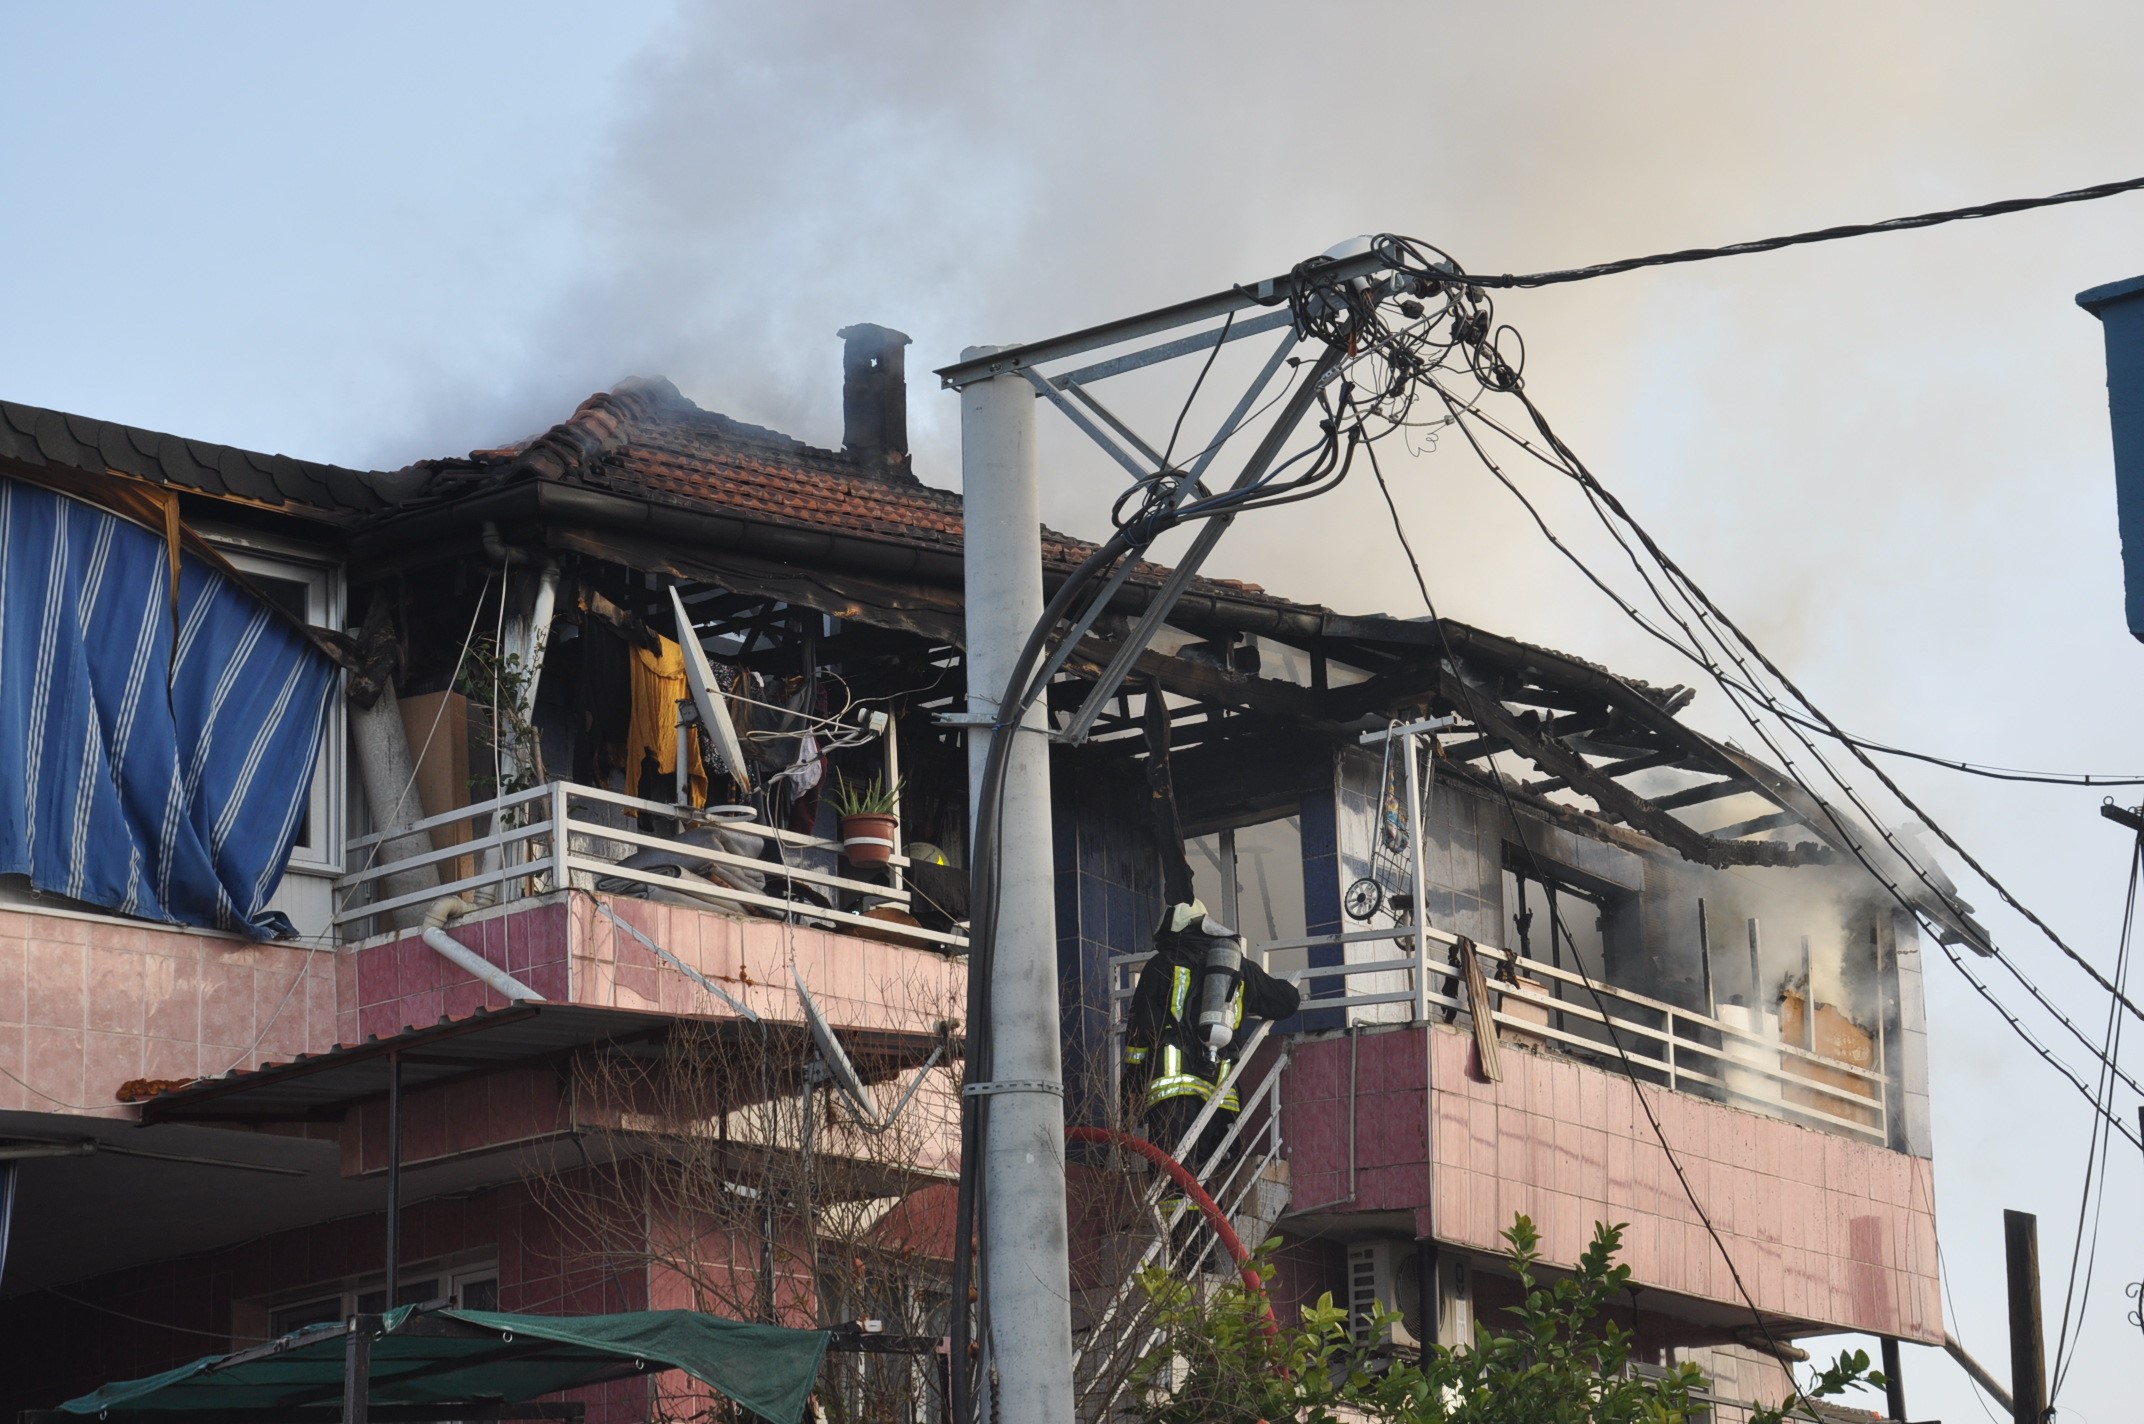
xmin=837 ymin=323 xmax=913 ymax=480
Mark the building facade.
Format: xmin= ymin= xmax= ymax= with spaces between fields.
xmin=0 ymin=329 xmax=1948 ymax=1420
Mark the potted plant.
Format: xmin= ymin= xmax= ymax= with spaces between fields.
xmin=833 ymin=773 xmax=903 ymax=867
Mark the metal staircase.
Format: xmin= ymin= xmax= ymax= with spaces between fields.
xmin=1069 ymin=1022 xmax=1292 ymax=1421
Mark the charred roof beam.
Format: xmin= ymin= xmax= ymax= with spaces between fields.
xmin=1646 ymin=777 xmax=1759 ymax=812
xmin=1490 ymin=686 xmax=1613 ymax=716
xmin=1524 ymin=747 xmax=1689 ymax=797
xmin=1435 ymin=663 xmax=1731 ymax=865
xmin=1708 ymin=809 xmax=1805 ymax=840
xmin=1437 ymin=732 xmax=1508 ymax=764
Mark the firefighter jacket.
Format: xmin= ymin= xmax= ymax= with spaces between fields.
xmin=1123 ymin=917 xmax=1302 ymax=1115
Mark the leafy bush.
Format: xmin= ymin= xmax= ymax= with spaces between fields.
xmin=1129 ymin=1215 xmax=1882 ymax=1423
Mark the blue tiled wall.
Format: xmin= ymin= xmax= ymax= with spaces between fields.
xmin=1052 ymin=765 xmax=1165 ymax=1127
xmin=1296 ymin=777 xmax=1347 ymax=1032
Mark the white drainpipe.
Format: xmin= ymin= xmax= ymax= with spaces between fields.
xmin=520 ymin=560 xmax=561 ymax=725
xmin=421 ymin=897 xmax=545 ymax=1003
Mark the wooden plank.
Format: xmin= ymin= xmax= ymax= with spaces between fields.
xmin=1458 ymin=939 xmax=1503 ymax=1083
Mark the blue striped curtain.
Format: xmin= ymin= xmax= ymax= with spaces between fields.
xmin=0 ymin=477 xmax=336 ymax=938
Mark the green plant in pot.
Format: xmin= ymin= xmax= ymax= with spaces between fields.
xmin=833 ymin=774 xmax=903 ymax=867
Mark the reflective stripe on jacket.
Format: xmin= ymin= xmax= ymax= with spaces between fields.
xmin=1127 ymin=961 xmax=1248 ymax=1112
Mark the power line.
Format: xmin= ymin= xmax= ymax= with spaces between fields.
xmin=1361 ymin=433 xmax=1824 ymax=1418
xmin=1426 ymin=381 xmax=2144 ymax=1129
xmin=2052 ymin=834 xmax=2138 ymax=1401
xmin=1426 ymin=384 xmax=2144 ymax=1113
xmin=1937 ymin=935 xmax=2142 ymax=1155
xmin=1337 ymin=261 xmax=2144 ymax=1160
xmin=1786 ymin=730 xmax=2144 ymax=789
xmin=1160 ymin=310 xmax=1233 ymax=472
xmin=1414 ymin=393 xmax=2144 ymax=789
xmin=1466 ymin=367 xmax=2144 ymax=1040
xmin=20 ymin=1277 xmax=261 ymax=1342
xmin=1382 ymin=172 xmax=2144 ymax=291
xmin=1526 ymin=385 xmax=2144 ymax=1035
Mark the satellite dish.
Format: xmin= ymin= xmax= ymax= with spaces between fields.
xmin=793 ymin=968 xmax=874 ymax=1119
xmin=792 ymin=968 xmax=946 ymax=1134
xmin=668 ymin=584 xmax=751 ymax=793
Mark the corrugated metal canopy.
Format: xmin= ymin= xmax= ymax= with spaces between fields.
xmin=136 ymin=1004 xmax=940 ymax=1126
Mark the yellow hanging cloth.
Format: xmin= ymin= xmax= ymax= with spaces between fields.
xmin=628 ymin=634 xmax=708 ymax=806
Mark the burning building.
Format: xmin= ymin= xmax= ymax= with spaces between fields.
xmin=0 ymin=323 xmax=1948 ymax=1421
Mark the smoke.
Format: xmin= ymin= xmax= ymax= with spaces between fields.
xmin=378 ymin=2 xmax=2144 ymax=704
xmin=386 ymin=0 xmax=2144 ymax=1081
xmin=361 ymin=19 xmax=2144 ymax=1398
xmin=8 ymin=5 xmax=2142 ymax=1414
xmin=1691 ymin=862 xmax=1887 ymax=1018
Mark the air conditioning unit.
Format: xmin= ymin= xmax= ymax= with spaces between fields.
xmin=1346 ymin=1242 xmax=1471 ymax=1348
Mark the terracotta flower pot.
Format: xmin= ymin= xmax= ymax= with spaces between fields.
xmin=840 ymin=813 xmax=899 ymax=866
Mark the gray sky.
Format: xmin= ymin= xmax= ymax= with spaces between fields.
xmin=6 ymin=3 xmax=2142 ymax=1416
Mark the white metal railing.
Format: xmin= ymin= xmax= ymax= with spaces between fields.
xmin=334 ymin=780 xmax=965 ymax=952
xmin=1109 ymin=919 xmax=1890 ymax=1146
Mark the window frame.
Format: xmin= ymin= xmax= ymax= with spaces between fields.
xmin=210 ymin=539 xmax=346 ymax=875
xmin=1185 ymin=812 xmax=1307 ymax=948
xmin=262 ymin=1261 xmax=500 ymax=1336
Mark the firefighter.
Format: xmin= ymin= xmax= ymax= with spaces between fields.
xmin=1122 ymin=900 xmax=1302 ymax=1170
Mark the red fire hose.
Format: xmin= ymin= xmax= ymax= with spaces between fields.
xmin=1065 ymin=1124 xmax=1278 ymax=1335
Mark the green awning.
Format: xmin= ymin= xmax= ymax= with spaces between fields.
xmin=55 ymin=1307 xmax=830 ymax=1424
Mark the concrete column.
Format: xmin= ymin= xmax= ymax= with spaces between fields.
xmin=960 ymin=349 xmax=1074 ymax=1424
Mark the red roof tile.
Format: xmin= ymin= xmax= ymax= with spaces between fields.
xmin=434 ymin=378 xmax=1282 ymax=604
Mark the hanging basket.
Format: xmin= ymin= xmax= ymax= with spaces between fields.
xmin=839 ymin=813 xmax=899 ymax=866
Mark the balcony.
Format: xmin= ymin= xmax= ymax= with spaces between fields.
xmin=1108 ymin=920 xmax=1939 ymax=1343
xmin=332 ymin=780 xmax=965 ymax=955
xmin=1115 ymin=923 xmax=1889 ymax=1146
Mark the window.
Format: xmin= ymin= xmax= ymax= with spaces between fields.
xmin=263 ymin=1263 xmax=499 ymax=1336
xmin=268 ymin=1294 xmax=345 ymax=1338
xmin=216 ymin=545 xmax=344 ymax=872
xmin=1186 ymin=816 xmax=1306 ymax=969
xmin=1499 ymin=860 xmax=1609 ymax=979
xmin=1498 ymin=855 xmax=1623 ymax=1047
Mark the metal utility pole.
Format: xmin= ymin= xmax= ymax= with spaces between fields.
xmin=1880 ymin=1336 xmax=1906 ymax=1422
xmin=2004 ymin=1208 xmax=2048 ymax=1424
xmin=936 ymin=241 xmax=1404 ymax=1424
xmin=959 ymin=350 xmax=1074 ymax=1424
xmin=384 ymin=1048 xmax=402 ymax=1308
